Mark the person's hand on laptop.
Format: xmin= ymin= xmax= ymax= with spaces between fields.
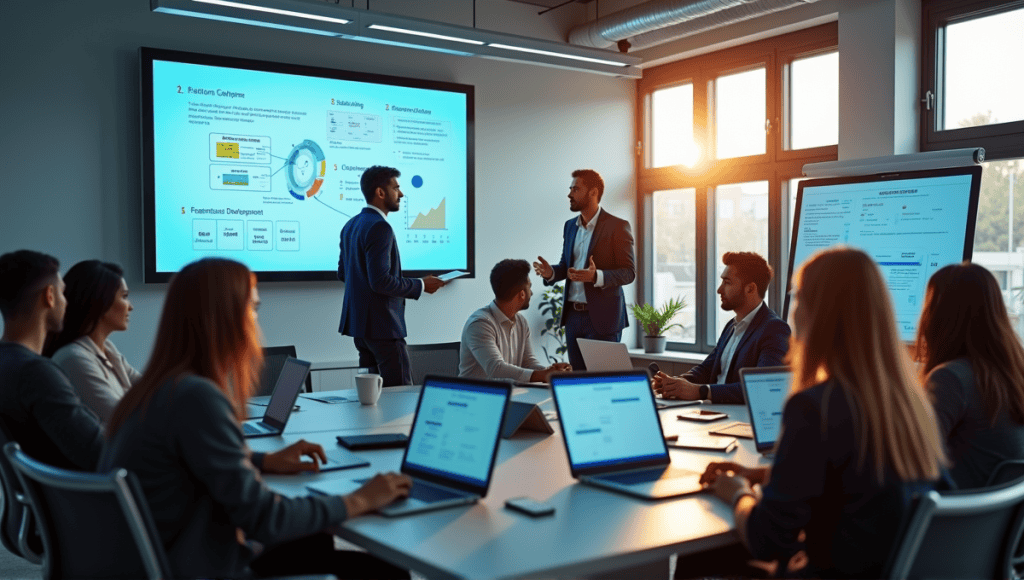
xmin=344 ymin=472 xmax=414 ymax=517
xmin=262 ymin=439 xmax=327 ymax=474
xmin=530 ymin=362 xmax=573 ymax=383
xmin=652 ymin=372 xmax=702 ymax=400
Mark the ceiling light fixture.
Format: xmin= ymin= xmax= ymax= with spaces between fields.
xmin=368 ymin=24 xmax=485 ymax=46
xmin=487 ymin=43 xmax=629 ymax=67
xmin=192 ymin=0 xmax=351 ymax=24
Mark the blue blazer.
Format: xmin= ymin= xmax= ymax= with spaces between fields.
xmin=545 ymin=210 xmax=636 ymax=335
xmin=337 ymin=208 xmax=422 ymax=339
xmin=684 ymin=302 xmax=791 ymax=404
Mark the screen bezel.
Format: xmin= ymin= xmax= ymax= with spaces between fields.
xmin=783 ymin=164 xmax=983 ymax=329
xmin=399 ymin=376 xmax=511 ymax=497
xmin=140 ymin=47 xmax=475 ymax=283
xmin=739 ymin=366 xmax=791 ymax=453
xmin=550 ymin=370 xmax=670 ymax=478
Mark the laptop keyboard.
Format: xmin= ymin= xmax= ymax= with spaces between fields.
xmin=242 ymin=422 xmax=265 ymax=435
xmin=409 ymin=480 xmax=463 ymax=503
xmin=601 ymin=468 xmax=668 ymax=485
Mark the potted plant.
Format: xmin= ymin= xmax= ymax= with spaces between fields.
xmin=538 ymin=283 xmax=568 ymax=363
xmin=630 ymin=296 xmax=687 ymax=354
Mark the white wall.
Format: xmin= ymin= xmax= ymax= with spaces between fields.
xmin=0 ymin=0 xmax=636 ymax=367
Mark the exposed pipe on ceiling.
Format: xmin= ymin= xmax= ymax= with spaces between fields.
xmin=568 ymin=0 xmax=821 ymax=51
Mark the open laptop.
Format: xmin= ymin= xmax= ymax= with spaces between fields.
xmin=550 ymin=370 xmax=703 ymax=500
xmin=576 ymin=338 xmax=697 ymax=410
xmin=739 ymin=366 xmax=792 ymax=455
xmin=242 ymin=357 xmax=311 ymax=438
xmin=336 ymin=375 xmax=511 ymax=517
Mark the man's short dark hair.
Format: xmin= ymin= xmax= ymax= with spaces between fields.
xmin=490 ymin=259 xmax=531 ymax=301
xmin=0 ymin=250 xmax=60 ymax=321
xmin=360 ymin=166 xmax=401 ymax=203
xmin=571 ymin=169 xmax=605 ymax=201
xmin=722 ymin=252 xmax=773 ymax=299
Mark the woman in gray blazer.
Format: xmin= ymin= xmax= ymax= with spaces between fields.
xmin=46 ymin=260 xmax=139 ymax=422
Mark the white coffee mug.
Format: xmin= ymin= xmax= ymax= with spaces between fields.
xmin=355 ymin=373 xmax=383 ymax=405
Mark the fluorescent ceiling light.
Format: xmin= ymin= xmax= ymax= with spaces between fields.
xmin=192 ymin=0 xmax=350 ymax=25
xmin=488 ymin=43 xmax=628 ymax=67
xmin=355 ymin=36 xmax=475 ymax=57
xmin=368 ymin=24 xmax=485 ymax=46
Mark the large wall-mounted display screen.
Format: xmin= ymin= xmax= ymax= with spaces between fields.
xmin=141 ymin=48 xmax=474 ymax=282
xmin=785 ymin=165 xmax=982 ymax=341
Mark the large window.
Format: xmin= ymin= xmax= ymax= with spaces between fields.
xmin=923 ymin=0 xmax=1024 ymax=338
xmin=922 ymin=0 xmax=1024 ymax=159
xmin=638 ymin=24 xmax=837 ymax=352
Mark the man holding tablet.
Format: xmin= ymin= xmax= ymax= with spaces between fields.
xmin=338 ymin=166 xmax=445 ymax=387
xmin=653 ymin=252 xmax=790 ymax=404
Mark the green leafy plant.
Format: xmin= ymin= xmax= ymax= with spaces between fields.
xmin=538 ymin=283 xmax=567 ymax=363
xmin=630 ymin=296 xmax=687 ymax=337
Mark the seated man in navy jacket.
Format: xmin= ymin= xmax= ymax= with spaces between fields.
xmin=653 ymin=252 xmax=790 ymax=404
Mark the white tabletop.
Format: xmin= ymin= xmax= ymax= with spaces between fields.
xmin=250 ymin=388 xmax=769 ymax=580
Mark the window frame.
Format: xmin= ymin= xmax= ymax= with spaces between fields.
xmin=636 ymin=23 xmax=838 ymax=354
xmin=921 ymin=0 xmax=1024 ymax=160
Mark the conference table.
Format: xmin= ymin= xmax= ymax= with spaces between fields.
xmin=248 ymin=385 xmax=772 ymax=580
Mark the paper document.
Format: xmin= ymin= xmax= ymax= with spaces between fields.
xmin=438 ymin=270 xmax=469 ymax=282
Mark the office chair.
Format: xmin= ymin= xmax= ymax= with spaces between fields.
xmin=259 ymin=345 xmax=313 ymax=396
xmin=988 ymin=459 xmax=1024 ymax=577
xmin=885 ymin=472 xmax=1024 ymax=579
xmin=0 ymin=422 xmax=42 ymax=564
xmin=3 ymin=441 xmax=170 ymax=579
xmin=407 ymin=341 xmax=461 ymax=385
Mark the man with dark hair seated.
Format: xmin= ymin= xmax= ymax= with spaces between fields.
xmin=0 ymin=250 xmax=103 ymax=469
xmin=459 ymin=259 xmax=571 ymax=383
xmin=653 ymin=251 xmax=791 ymax=404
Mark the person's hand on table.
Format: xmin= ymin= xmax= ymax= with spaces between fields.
xmin=344 ymin=472 xmax=413 ymax=517
xmin=531 ymin=362 xmax=573 ymax=383
xmin=262 ymin=439 xmax=326 ymax=474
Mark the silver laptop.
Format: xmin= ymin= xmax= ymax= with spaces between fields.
xmin=739 ymin=366 xmax=792 ymax=455
xmin=353 ymin=375 xmax=510 ymax=517
xmin=551 ymin=371 xmax=703 ymax=500
xmin=242 ymin=357 xmax=310 ymax=438
xmin=576 ymin=339 xmax=696 ymax=410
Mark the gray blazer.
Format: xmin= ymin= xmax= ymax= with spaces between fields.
xmin=98 ymin=374 xmax=349 ymax=578
xmin=52 ymin=337 xmax=140 ymax=423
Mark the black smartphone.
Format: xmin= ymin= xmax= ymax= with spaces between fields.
xmin=648 ymin=362 xmax=660 ymax=375
xmin=505 ymin=497 xmax=555 ymax=517
xmin=336 ymin=433 xmax=409 ymax=450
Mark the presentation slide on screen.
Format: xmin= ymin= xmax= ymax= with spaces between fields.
xmin=791 ymin=174 xmax=975 ymax=341
xmin=745 ymin=372 xmax=790 ymax=445
xmin=405 ymin=384 xmax=505 ymax=485
xmin=556 ymin=376 xmax=666 ymax=468
xmin=150 ymin=59 xmax=469 ymax=274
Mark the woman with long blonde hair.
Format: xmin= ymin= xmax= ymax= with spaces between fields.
xmin=917 ymin=262 xmax=1024 ymax=488
xmin=101 ymin=258 xmax=410 ymax=579
xmin=699 ymin=247 xmax=945 ymax=578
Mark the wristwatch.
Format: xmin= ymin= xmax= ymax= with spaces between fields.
xmin=699 ymin=384 xmax=711 ymax=401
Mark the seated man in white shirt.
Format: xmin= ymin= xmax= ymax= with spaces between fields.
xmin=459 ymin=259 xmax=571 ymax=383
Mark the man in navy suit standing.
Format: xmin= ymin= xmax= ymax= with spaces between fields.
xmin=533 ymin=169 xmax=636 ymax=371
xmin=653 ymin=252 xmax=790 ymax=404
xmin=338 ymin=166 xmax=444 ymax=386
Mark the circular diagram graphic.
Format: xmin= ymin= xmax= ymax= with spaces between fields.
xmin=285 ymin=139 xmax=326 ymax=201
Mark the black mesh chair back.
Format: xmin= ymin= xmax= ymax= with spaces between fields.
xmin=3 ymin=442 xmax=171 ymax=579
xmin=886 ymin=474 xmax=1024 ymax=579
xmin=0 ymin=422 xmax=42 ymax=563
xmin=988 ymin=459 xmax=1024 ymax=577
xmin=407 ymin=342 xmax=461 ymax=385
xmin=259 ymin=346 xmax=312 ymax=396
